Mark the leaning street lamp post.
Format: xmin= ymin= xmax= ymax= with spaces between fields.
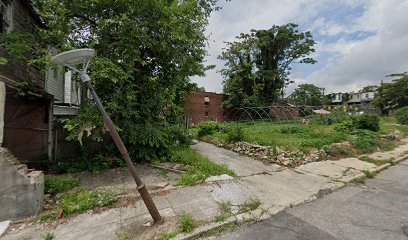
xmin=51 ymin=49 xmax=162 ymax=224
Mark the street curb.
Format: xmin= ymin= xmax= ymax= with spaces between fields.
xmin=174 ymin=154 xmax=408 ymax=240
xmin=174 ymin=209 xmax=268 ymax=240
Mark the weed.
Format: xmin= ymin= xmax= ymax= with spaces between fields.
xmin=179 ymin=214 xmax=195 ymax=233
xmin=44 ymin=175 xmax=79 ymax=195
xmin=214 ymin=213 xmax=230 ymax=222
xmin=172 ymin=148 xmax=235 ymax=186
xmin=358 ymin=156 xmax=384 ymax=166
xmin=160 ymin=231 xmax=177 ymax=240
xmin=43 ymin=233 xmax=54 ymax=240
xmin=351 ymin=130 xmax=379 ymax=154
xmin=239 ymin=197 xmax=261 ymax=213
xmin=38 ymin=210 xmax=59 ymax=222
xmin=160 ymin=169 xmax=169 ymax=177
xmin=362 ymin=170 xmax=377 ymax=178
xmin=352 ymin=176 xmax=366 ymax=184
xmin=322 ymin=145 xmax=332 ymax=155
xmin=218 ymin=201 xmax=232 ymax=213
xmin=226 ymin=127 xmax=245 ymax=143
xmin=118 ymin=232 xmax=129 ymax=240
xmin=60 ymin=189 xmax=117 ymax=215
xmin=387 ymin=158 xmax=396 ymax=166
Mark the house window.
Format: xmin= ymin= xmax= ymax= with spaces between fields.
xmin=204 ymin=111 xmax=209 ymax=117
xmin=204 ymin=96 xmax=210 ymax=105
xmin=356 ymin=94 xmax=359 ymax=99
xmin=365 ymin=93 xmax=369 ymax=98
xmin=0 ymin=2 xmax=11 ymax=33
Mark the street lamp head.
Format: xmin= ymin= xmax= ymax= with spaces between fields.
xmin=51 ymin=48 xmax=95 ymax=82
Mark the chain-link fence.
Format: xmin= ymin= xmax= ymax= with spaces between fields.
xmin=224 ymin=105 xmax=381 ymax=124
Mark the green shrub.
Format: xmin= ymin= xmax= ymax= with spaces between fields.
xmin=60 ymin=189 xmax=117 ymax=215
xmin=278 ymin=125 xmax=305 ymax=134
xmin=44 ymin=175 xmax=80 ymax=194
xmin=351 ymin=130 xmax=379 ymax=154
xmin=333 ymin=118 xmax=355 ymax=133
xmin=352 ymin=114 xmax=380 ymax=132
xmin=322 ymin=145 xmax=332 ymax=155
xmin=395 ymin=107 xmax=408 ymax=125
xmin=197 ymin=121 xmax=220 ymax=137
xmin=226 ymin=127 xmax=244 ymax=143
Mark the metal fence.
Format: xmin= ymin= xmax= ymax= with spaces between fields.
xmin=224 ymin=105 xmax=381 ymax=124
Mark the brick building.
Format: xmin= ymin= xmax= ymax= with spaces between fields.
xmin=184 ymin=91 xmax=227 ymax=125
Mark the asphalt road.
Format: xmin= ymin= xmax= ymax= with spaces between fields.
xmin=216 ymin=160 xmax=408 ymax=240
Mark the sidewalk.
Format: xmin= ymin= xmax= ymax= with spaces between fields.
xmin=3 ymin=140 xmax=408 ymax=240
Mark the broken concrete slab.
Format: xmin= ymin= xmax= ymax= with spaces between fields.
xmin=165 ymin=186 xmax=219 ymax=221
xmin=296 ymin=161 xmax=361 ymax=182
xmin=205 ymin=180 xmax=255 ymax=206
xmin=191 ymin=141 xmax=280 ymax=177
xmin=329 ymin=158 xmax=377 ymax=171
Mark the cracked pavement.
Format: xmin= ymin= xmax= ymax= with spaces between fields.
xmin=214 ymin=160 xmax=408 ymax=240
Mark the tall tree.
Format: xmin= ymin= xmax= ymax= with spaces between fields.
xmin=220 ymin=23 xmax=316 ymax=108
xmin=1 ymin=0 xmax=220 ymax=161
xmin=373 ymin=73 xmax=408 ymax=114
xmin=289 ymin=84 xmax=323 ymax=106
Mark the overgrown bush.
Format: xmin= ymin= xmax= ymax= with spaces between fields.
xmin=44 ymin=175 xmax=79 ymax=194
xmin=196 ymin=121 xmax=220 ymax=137
xmin=226 ymin=127 xmax=245 ymax=143
xmin=351 ymin=129 xmax=379 ymax=154
xmin=333 ymin=118 xmax=355 ymax=133
xmin=395 ymin=107 xmax=408 ymax=125
xmin=352 ymin=114 xmax=380 ymax=132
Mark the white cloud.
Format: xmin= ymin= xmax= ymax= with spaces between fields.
xmin=307 ymin=0 xmax=408 ymax=93
xmin=191 ymin=0 xmax=408 ymax=95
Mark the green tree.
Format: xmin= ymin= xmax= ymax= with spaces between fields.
xmin=220 ymin=23 xmax=316 ymax=108
xmin=373 ymin=73 xmax=408 ymax=114
xmin=1 ymin=0 xmax=220 ymax=162
xmin=361 ymin=85 xmax=378 ymax=92
xmin=289 ymin=84 xmax=323 ymax=106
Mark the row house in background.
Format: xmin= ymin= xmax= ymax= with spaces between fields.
xmin=0 ymin=0 xmax=53 ymax=165
xmin=330 ymin=90 xmax=376 ymax=106
xmin=183 ymin=91 xmax=227 ymax=125
xmin=0 ymin=0 xmax=83 ymax=166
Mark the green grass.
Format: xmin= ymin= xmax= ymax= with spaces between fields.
xmin=379 ymin=117 xmax=408 ymax=135
xmin=218 ymin=201 xmax=232 ymax=213
xmin=362 ymin=169 xmax=378 ymax=178
xmin=60 ymin=189 xmax=117 ymax=215
xmin=214 ymin=213 xmax=230 ymax=222
xmin=209 ymin=122 xmax=349 ymax=153
xmin=44 ymin=175 xmax=79 ymax=195
xmin=171 ymin=148 xmax=235 ymax=186
xmin=43 ymin=233 xmax=54 ymax=240
xmin=178 ymin=214 xmax=195 ymax=233
xmin=198 ymin=117 xmax=406 ymax=155
xmin=160 ymin=231 xmax=177 ymax=240
xmin=38 ymin=210 xmax=59 ymax=222
xmin=359 ymin=156 xmax=385 ymax=166
xmin=352 ymin=176 xmax=366 ymax=184
xmin=239 ymin=197 xmax=261 ymax=213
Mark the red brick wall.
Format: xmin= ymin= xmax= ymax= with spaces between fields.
xmin=184 ymin=91 xmax=227 ymax=125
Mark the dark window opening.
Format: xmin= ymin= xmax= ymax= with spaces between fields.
xmin=204 ymin=112 xmax=209 ymax=117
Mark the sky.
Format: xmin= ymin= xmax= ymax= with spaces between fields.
xmin=191 ymin=0 xmax=408 ymax=95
